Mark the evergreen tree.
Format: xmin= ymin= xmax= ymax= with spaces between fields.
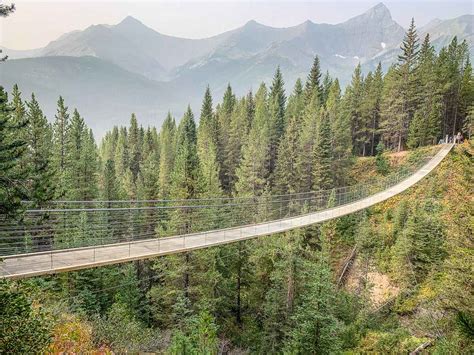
xmin=296 ymin=88 xmax=321 ymax=192
xmin=321 ymin=71 xmax=333 ymax=106
xmin=102 ymin=159 xmax=119 ymax=202
xmin=344 ymin=63 xmax=365 ymax=155
xmin=197 ymin=88 xmax=222 ymax=197
xmin=0 ymin=280 xmax=53 ymax=353
xmin=25 ymin=94 xmax=55 ymax=206
xmin=268 ymin=66 xmax=287 ymax=183
xmin=52 ymin=96 xmax=70 ymax=198
xmin=285 ymin=78 xmax=304 ymax=123
xmin=0 ymin=86 xmax=27 ymax=219
xmin=65 ymin=109 xmax=85 ymax=200
xmin=313 ymin=108 xmax=333 ymax=191
xmin=234 ymin=83 xmax=271 ymax=197
xmin=304 ymin=56 xmax=323 ymax=106
xmin=284 ymin=238 xmax=342 ymax=353
xmin=170 ymin=105 xmax=200 ymax=218
xmin=128 ymin=113 xmax=142 ymax=187
xmin=327 ymin=79 xmax=352 ymax=185
xmin=380 ymin=66 xmax=407 ymax=151
xmin=218 ymin=84 xmax=236 ymax=193
xmin=78 ymin=128 xmax=99 ymax=200
xmin=408 ymin=34 xmax=442 ymax=148
xmin=383 ymin=18 xmax=420 ymax=151
xmin=158 ymin=113 xmax=176 ymax=199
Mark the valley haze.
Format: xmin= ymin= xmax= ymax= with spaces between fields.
xmin=1 ymin=2 xmax=472 ymax=137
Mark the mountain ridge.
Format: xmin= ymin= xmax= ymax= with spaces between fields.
xmin=1 ymin=3 xmax=471 ymax=137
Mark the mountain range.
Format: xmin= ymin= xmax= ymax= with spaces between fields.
xmin=1 ymin=2 xmax=472 ymax=136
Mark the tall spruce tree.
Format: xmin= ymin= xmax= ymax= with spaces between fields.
xmin=384 ymin=18 xmax=420 ymax=151
xmin=327 ymin=79 xmax=352 ymax=185
xmin=234 ymin=83 xmax=271 ymax=197
xmin=408 ymin=34 xmax=442 ymax=147
xmin=25 ymin=94 xmax=55 ymax=206
xmin=197 ymin=87 xmax=222 ymax=197
xmin=268 ymin=66 xmax=287 ymax=184
xmin=313 ymin=108 xmax=333 ymax=191
xmin=284 ymin=237 xmax=341 ymax=353
xmin=218 ymin=84 xmax=236 ymax=193
xmin=52 ymin=96 xmax=70 ymax=198
xmin=0 ymin=86 xmax=28 ymax=219
xmin=304 ymin=56 xmax=323 ymax=106
xmin=297 ymin=87 xmax=321 ymax=192
xmin=158 ymin=113 xmax=176 ymax=199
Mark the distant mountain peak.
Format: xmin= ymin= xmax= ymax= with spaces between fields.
xmin=243 ymin=19 xmax=264 ymax=29
xmin=364 ymin=2 xmax=392 ymax=19
xmin=117 ymin=15 xmax=145 ymax=28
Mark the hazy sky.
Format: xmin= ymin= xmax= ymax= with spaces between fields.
xmin=1 ymin=0 xmax=473 ymax=50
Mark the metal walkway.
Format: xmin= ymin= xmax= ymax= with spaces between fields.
xmin=0 ymin=144 xmax=453 ymax=279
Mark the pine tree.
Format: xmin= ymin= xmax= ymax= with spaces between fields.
xmin=171 ymin=105 xmax=200 ymax=204
xmin=321 ymin=71 xmax=333 ymax=106
xmin=234 ymin=83 xmax=271 ymax=197
xmin=304 ymin=56 xmax=323 ymax=106
xmin=344 ymin=63 xmax=365 ymax=155
xmin=408 ymin=34 xmax=442 ymax=148
xmin=313 ymin=108 xmax=333 ymax=191
xmin=380 ymin=65 xmax=407 ymax=151
xmin=384 ymin=18 xmax=420 ymax=151
xmin=274 ymin=80 xmax=305 ymax=194
xmin=128 ymin=113 xmax=142 ymax=186
xmin=297 ymin=88 xmax=321 ymax=192
xmin=218 ymin=84 xmax=236 ymax=193
xmin=327 ymin=79 xmax=352 ymax=185
xmin=197 ymin=87 xmax=222 ymax=198
xmin=285 ymin=78 xmax=304 ymax=123
xmin=137 ymin=128 xmax=160 ymax=200
xmin=274 ymin=116 xmax=302 ymax=195
xmin=0 ymin=86 xmax=28 ymax=219
xmin=268 ymin=66 xmax=287 ymax=183
xmin=25 ymin=94 xmax=55 ymax=206
xmin=284 ymin=237 xmax=342 ymax=353
xmin=78 ymin=128 xmax=99 ymax=200
xmin=102 ymin=159 xmax=119 ymax=202
xmin=158 ymin=113 xmax=176 ymax=199
xmin=52 ymin=96 xmax=70 ymax=198
xmin=65 ymin=109 xmax=86 ymax=200
xmin=226 ymin=97 xmax=247 ymax=191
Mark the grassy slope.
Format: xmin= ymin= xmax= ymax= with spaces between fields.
xmin=338 ymin=142 xmax=473 ymax=352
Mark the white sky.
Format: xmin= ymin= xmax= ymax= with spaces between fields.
xmin=1 ymin=0 xmax=473 ymax=50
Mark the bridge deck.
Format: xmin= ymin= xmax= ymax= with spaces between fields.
xmin=0 ymin=144 xmax=453 ymax=279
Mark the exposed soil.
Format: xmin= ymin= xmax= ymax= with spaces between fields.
xmin=346 ymin=258 xmax=400 ymax=307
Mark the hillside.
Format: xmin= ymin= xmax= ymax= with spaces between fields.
xmin=0 ymin=56 xmax=183 ymax=136
xmin=335 ymin=142 xmax=473 ymax=352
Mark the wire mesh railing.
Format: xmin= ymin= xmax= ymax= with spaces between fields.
xmin=0 ymin=146 xmax=442 ymax=258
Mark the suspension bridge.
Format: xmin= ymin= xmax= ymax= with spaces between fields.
xmin=0 ymin=144 xmax=454 ymax=279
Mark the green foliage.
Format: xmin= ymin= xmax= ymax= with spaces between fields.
xmin=283 ymin=240 xmax=342 ymax=354
xmin=168 ymin=311 xmax=219 ymax=354
xmin=1 ymin=30 xmax=472 ymax=353
xmin=0 ymin=280 xmax=53 ymax=353
xmin=375 ymin=141 xmax=390 ymax=175
xmin=93 ymin=301 xmax=160 ymax=352
xmin=0 ymin=86 xmax=28 ymax=219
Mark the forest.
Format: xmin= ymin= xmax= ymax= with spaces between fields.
xmin=1 ymin=13 xmax=473 ymax=354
